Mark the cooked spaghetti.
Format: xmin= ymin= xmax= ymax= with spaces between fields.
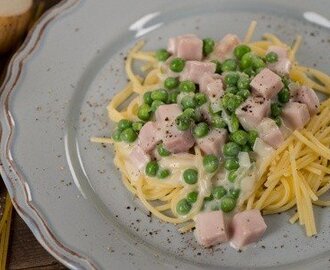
xmin=92 ymin=21 xmax=330 ymax=248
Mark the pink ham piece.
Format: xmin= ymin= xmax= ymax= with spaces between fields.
xmin=194 ymin=211 xmax=229 ymax=247
xmin=167 ymin=34 xmax=202 ymax=60
xmin=199 ymin=73 xmax=224 ymax=100
xmin=155 ymin=104 xmax=195 ymax=153
xmin=129 ymin=146 xmax=150 ymax=170
xmin=281 ymin=102 xmax=310 ymax=130
xmin=257 ymin=118 xmax=284 ymax=149
xmin=230 ymin=209 xmax=267 ymax=250
xmin=266 ymin=46 xmax=291 ymax=76
xmin=212 ymin=34 xmax=240 ymax=61
xmin=155 ymin=104 xmax=182 ymax=123
xmin=250 ymin=68 xmax=284 ymax=99
xmin=292 ymin=86 xmax=320 ymax=115
xmin=180 ymin=61 xmax=216 ymax=83
xmin=235 ymin=96 xmax=271 ymax=131
xmin=137 ymin=121 xmax=160 ymax=152
xmin=197 ymin=128 xmax=228 ymax=156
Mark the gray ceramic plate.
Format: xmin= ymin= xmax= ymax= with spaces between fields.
xmin=1 ymin=0 xmax=329 ymax=269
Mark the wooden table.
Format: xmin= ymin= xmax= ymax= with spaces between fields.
xmin=1 ymin=1 xmax=66 ymax=269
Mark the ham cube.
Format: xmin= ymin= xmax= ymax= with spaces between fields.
xmin=235 ymin=96 xmax=271 ymax=131
xmin=194 ymin=211 xmax=229 ymax=247
xmin=155 ymin=104 xmax=194 ymax=153
xmin=180 ymin=61 xmax=216 ymax=83
xmin=266 ymin=46 xmax=291 ymax=76
xmin=292 ymin=86 xmax=319 ymax=115
xmin=250 ymin=68 xmax=284 ymax=99
xmin=197 ymin=128 xmax=228 ymax=156
xmin=163 ymin=124 xmax=195 ymax=153
xmin=167 ymin=34 xmax=198 ymax=55
xmin=199 ymin=73 xmax=224 ymax=100
xmin=281 ymin=102 xmax=310 ymax=130
xmin=197 ymin=104 xmax=212 ymax=123
xmin=155 ymin=104 xmax=182 ymax=123
xmin=230 ymin=209 xmax=267 ymax=250
xmin=177 ymin=36 xmax=203 ymax=61
xmin=257 ymin=118 xmax=284 ymax=149
xmin=129 ymin=146 xmax=150 ymax=170
xmin=212 ymin=34 xmax=240 ymax=61
xmin=137 ymin=121 xmax=160 ymax=152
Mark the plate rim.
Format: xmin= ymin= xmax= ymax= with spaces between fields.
xmin=0 ymin=0 xmax=98 ymax=269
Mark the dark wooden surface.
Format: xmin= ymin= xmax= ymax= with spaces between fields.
xmin=7 ymin=211 xmax=67 ymax=270
xmin=2 ymin=1 xmax=67 ymax=269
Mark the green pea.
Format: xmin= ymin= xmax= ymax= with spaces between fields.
xmin=181 ymin=95 xmax=196 ymax=110
xmin=265 ymin=51 xmax=278 ymax=63
xmin=224 ymin=158 xmax=239 ymax=171
xmin=274 ymin=116 xmax=282 ymax=127
xmin=132 ymin=121 xmax=143 ymax=132
xmin=220 ymin=196 xmax=236 ymax=212
xmin=170 ymin=58 xmax=185 ymax=72
xmin=155 ymin=49 xmax=170 ymax=62
xmin=255 ymin=67 xmax=265 ymax=74
xmin=157 ymin=168 xmax=171 ymax=179
xmin=278 ymin=88 xmax=290 ymax=103
xmin=212 ymin=186 xmax=227 ymax=199
xmin=223 ymin=142 xmax=240 ymax=157
xmin=224 ymin=72 xmax=240 ymax=86
xmin=151 ymin=100 xmax=165 ymax=112
xmin=234 ymin=44 xmax=251 ymax=59
xmin=176 ymin=199 xmax=191 ymax=215
xmin=248 ymin=130 xmax=258 ymax=146
xmin=226 ymin=86 xmax=239 ymax=94
xmin=211 ymin=60 xmax=222 ymax=74
xmin=194 ymin=92 xmax=207 ymax=106
xmin=145 ymin=161 xmax=159 ymax=176
xmin=193 ymin=122 xmax=209 ymax=138
xmin=117 ymin=119 xmax=132 ymax=131
xmin=211 ymin=114 xmax=227 ymax=129
xmin=120 ymin=128 xmax=137 ymax=143
xmin=243 ymin=67 xmax=255 ymax=77
xmin=179 ymin=80 xmax=196 ymax=93
xmin=271 ymin=103 xmax=282 ymax=118
xmin=168 ymin=90 xmax=180 ymax=103
xmin=204 ymin=194 xmax=214 ymax=201
xmin=203 ymin=38 xmax=215 ymax=56
xmin=112 ymin=129 xmax=122 ymax=142
xmin=241 ymin=144 xmax=252 ymax=152
xmin=182 ymin=108 xmax=196 ymax=120
xmin=252 ymin=56 xmax=266 ymax=69
xmin=157 ymin=143 xmax=170 ymax=157
xmin=203 ymin=154 xmax=219 ymax=173
xmin=183 ymin=168 xmax=198 ymax=185
xmin=175 ymin=115 xmax=192 ymax=131
xmin=222 ymin=59 xmax=237 ymax=72
xmin=143 ymin=91 xmax=153 ymax=105
xmin=231 ymin=129 xmax=248 ymax=145
xmin=229 ymin=188 xmax=241 ymax=199
xmin=151 ymin=89 xmax=168 ymax=102
xmin=231 ymin=114 xmax=240 ymax=132
xmin=138 ymin=104 xmax=151 ymax=121
xmin=230 ymin=95 xmax=243 ymax=112
xmin=187 ymin=191 xmax=198 ymax=203
xmin=228 ymin=170 xmax=237 ymax=182
xmin=164 ymin=77 xmax=179 ymax=90
xmin=282 ymin=77 xmax=291 ymax=87
xmin=237 ymin=76 xmax=250 ymax=90
xmin=240 ymin=52 xmax=254 ymax=69
xmin=237 ymin=89 xmax=250 ymax=100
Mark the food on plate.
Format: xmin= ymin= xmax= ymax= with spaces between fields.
xmin=92 ymin=21 xmax=330 ymax=249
